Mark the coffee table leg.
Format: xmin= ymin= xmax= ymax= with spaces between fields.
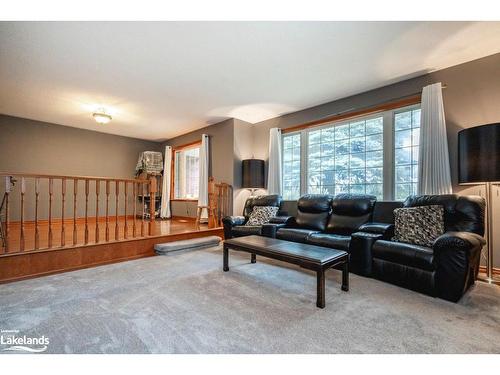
xmin=251 ymin=253 xmax=256 ymax=263
xmin=223 ymin=245 xmax=229 ymax=272
xmin=342 ymin=261 xmax=349 ymax=292
xmin=316 ymin=269 xmax=325 ymax=308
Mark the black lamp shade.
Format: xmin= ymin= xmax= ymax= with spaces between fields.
xmin=458 ymin=123 xmax=500 ymax=184
xmin=242 ymin=159 xmax=265 ymax=188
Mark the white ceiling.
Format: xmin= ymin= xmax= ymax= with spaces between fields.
xmin=1 ymin=21 xmax=500 ymax=141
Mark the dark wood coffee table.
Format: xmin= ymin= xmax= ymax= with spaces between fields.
xmin=223 ymin=235 xmax=349 ymax=308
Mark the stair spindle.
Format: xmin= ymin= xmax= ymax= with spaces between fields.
xmin=34 ymin=177 xmax=40 ymax=249
xmin=3 ymin=177 xmax=11 ymax=253
xmin=141 ymin=182 xmax=145 ymax=237
xmin=124 ymin=182 xmax=128 ymax=239
xmin=84 ymin=179 xmax=89 ymax=244
xmin=105 ymin=180 xmax=110 ymax=242
xmin=95 ymin=180 xmax=100 ymax=243
xmin=48 ymin=178 xmax=54 ymax=248
xmin=73 ymin=179 xmax=78 ymax=245
xmin=132 ymin=182 xmax=137 ymax=237
xmin=20 ymin=177 xmax=25 ymax=251
xmin=115 ymin=181 xmax=119 ymax=240
xmin=61 ymin=178 xmax=66 ymax=247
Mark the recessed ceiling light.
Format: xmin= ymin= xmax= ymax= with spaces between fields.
xmin=92 ymin=108 xmax=112 ymax=124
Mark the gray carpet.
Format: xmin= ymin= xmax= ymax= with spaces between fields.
xmin=1 ymin=245 xmax=499 ymax=354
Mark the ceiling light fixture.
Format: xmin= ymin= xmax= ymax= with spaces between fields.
xmin=92 ymin=108 xmax=112 ymax=124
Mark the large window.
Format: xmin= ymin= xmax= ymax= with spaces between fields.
xmin=174 ymin=144 xmax=200 ymax=199
xmin=282 ymin=105 xmax=420 ymax=201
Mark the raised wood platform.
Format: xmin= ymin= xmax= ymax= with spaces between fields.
xmin=0 ymin=219 xmax=223 ymax=283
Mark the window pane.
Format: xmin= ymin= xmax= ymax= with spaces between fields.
xmin=395 ymin=129 xmax=411 ymax=148
xmin=394 ymin=107 xmax=421 ymax=201
xmin=282 ymin=133 xmax=301 ymax=200
xmin=395 ymin=183 xmax=412 ymax=201
xmin=303 ymin=116 xmax=384 ymax=199
xmin=335 ymin=124 xmax=350 ymax=140
xmin=395 ymin=111 xmax=411 ymax=130
xmin=350 ymin=121 xmax=365 ymax=137
xmin=366 ymin=151 xmax=383 ymax=167
xmin=174 ymin=146 xmax=200 ymax=199
xmin=366 ymin=118 xmax=383 ymax=135
xmin=366 ymin=133 xmax=383 ymax=151
xmin=395 ymin=147 xmax=411 ymax=165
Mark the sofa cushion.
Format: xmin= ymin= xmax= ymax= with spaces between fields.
xmin=232 ymin=225 xmax=262 ymax=237
xmin=372 ymin=240 xmax=435 ymax=271
xmin=276 ymin=228 xmax=320 ymax=243
xmin=243 ymin=194 xmax=282 ymax=219
xmin=306 ymin=233 xmax=351 ymax=251
xmin=326 ymin=194 xmax=376 ymax=235
xmin=293 ymin=194 xmax=332 ymax=231
xmin=393 ymin=205 xmax=444 ymax=247
xmin=246 ymin=206 xmax=279 ymax=226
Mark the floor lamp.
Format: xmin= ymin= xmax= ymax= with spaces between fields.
xmin=458 ymin=123 xmax=500 ymax=284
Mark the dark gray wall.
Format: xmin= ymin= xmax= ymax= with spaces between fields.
xmin=0 ymin=115 xmax=162 ymax=220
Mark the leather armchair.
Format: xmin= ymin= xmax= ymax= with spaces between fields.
xmin=368 ymin=194 xmax=486 ymax=302
xmin=222 ymin=195 xmax=282 ymax=239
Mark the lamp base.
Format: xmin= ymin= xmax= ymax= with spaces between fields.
xmin=477 ymin=274 xmax=500 ymax=286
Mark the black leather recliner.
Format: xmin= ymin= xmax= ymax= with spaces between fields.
xmin=362 ymin=194 xmax=486 ymax=302
xmin=222 ymin=195 xmax=283 ymax=239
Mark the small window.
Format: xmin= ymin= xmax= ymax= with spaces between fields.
xmin=174 ymin=145 xmax=200 ymax=199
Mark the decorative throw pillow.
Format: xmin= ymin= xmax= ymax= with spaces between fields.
xmin=245 ymin=206 xmax=279 ymax=226
xmin=392 ymin=205 xmax=445 ymax=247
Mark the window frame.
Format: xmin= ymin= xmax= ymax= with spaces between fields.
xmin=281 ymin=103 xmax=421 ymax=201
xmin=170 ymin=140 xmax=202 ymax=202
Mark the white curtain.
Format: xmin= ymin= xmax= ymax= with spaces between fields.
xmin=267 ymin=128 xmax=282 ymax=195
xmin=160 ymin=145 xmax=172 ymax=218
xmin=417 ymin=82 xmax=452 ymax=195
xmin=198 ymin=134 xmax=210 ymax=221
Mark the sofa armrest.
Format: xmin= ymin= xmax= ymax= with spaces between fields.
xmin=349 ymin=231 xmax=384 ymax=276
xmin=433 ymin=231 xmax=486 ymax=252
xmin=222 ymin=216 xmax=246 ymax=227
xmin=261 ymin=223 xmax=288 ymax=238
xmin=269 ymin=216 xmax=293 ymax=225
xmin=358 ymin=222 xmax=395 ymax=239
xmin=222 ymin=216 xmax=246 ymax=239
xmin=433 ymin=231 xmax=486 ymax=302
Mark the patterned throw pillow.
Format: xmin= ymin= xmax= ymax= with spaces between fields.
xmin=392 ymin=205 xmax=445 ymax=247
xmin=245 ymin=206 xmax=279 ymax=226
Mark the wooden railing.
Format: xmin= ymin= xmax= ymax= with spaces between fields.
xmin=0 ymin=172 xmax=157 ymax=254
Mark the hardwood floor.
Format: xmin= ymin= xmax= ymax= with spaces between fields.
xmin=2 ymin=217 xmax=211 ymax=254
xmin=0 ymin=218 xmax=224 ymax=283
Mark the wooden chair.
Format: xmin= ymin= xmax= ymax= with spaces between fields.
xmin=195 ymin=177 xmax=232 ymax=228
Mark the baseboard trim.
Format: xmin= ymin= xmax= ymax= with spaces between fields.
xmin=479 ymin=266 xmax=500 ymax=276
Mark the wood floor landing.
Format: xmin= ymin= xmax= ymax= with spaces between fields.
xmin=0 ymin=219 xmax=224 ymax=283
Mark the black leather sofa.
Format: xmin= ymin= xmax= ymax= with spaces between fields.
xmin=222 ymin=193 xmax=485 ymax=302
